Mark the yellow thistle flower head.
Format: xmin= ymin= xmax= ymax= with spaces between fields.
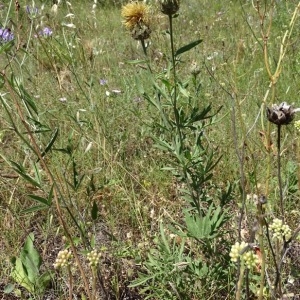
xmin=121 ymin=1 xmax=151 ymax=30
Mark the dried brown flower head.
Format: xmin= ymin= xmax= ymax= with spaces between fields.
xmin=266 ymin=102 xmax=295 ymax=125
xmin=130 ymin=23 xmax=151 ymax=40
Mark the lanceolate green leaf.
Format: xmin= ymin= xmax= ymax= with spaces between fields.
xmin=21 ymin=233 xmax=42 ymax=283
xmin=91 ymin=200 xmax=98 ymax=220
xmin=175 ymin=39 xmax=202 ymax=57
xmin=38 ymin=128 xmax=59 ymax=161
xmin=27 ymin=194 xmax=50 ymax=206
xmin=21 ymin=205 xmax=49 ymax=214
xmin=10 ymin=161 xmax=42 ymax=188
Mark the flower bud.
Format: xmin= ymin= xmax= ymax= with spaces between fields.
xmin=160 ymin=0 xmax=180 ymax=15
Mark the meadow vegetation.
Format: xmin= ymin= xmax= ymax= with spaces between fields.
xmin=1 ymin=0 xmax=300 ymax=299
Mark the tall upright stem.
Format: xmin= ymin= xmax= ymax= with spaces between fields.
xmin=168 ymin=14 xmax=182 ymax=145
xmin=277 ymin=124 xmax=284 ymax=220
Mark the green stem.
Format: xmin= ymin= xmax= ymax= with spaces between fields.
xmin=92 ymin=267 xmax=97 ymax=300
xmin=140 ymin=38 xmax=152 ymax=73
xmin=277 ymin=124 xmax=284 ymax=220
xmin=68 ymin=265 xmax=73 ymax=300
xmin=168 ymin=14 xmax=182 ymax=146
xmin=235 ymin=263 xmax=245 ymax=300
xmin=258 ymin=219 xmax=266 ymax=300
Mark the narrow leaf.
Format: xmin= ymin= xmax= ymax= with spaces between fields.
xmin=175 ymin=39 xmax=202 ymax=57
xmin=91 ymin=200 xmax=98 ymax=220
xmin=126 ymin=59 xmax=147 ymax=64
xmin=27 ymin=194 xmax=50 ymax=206
xmin=10 ymin=161 xmax=41 ymax=188
xmin=21 ymin=205 xmax=49 ymax=214
xmin=39 ymin=128 xmax=59 ymax=160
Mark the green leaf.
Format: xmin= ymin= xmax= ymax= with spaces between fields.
xmin=175 ymin=39 xmax=202 ymax=57
xmin=129 ymin=273 xmax=156 ymax=287
xmin=10 ymin=76 xmax=38 ymax=115
xmin=3 ymin=283 xmax=15 ymax=294
xmin=71 ymin=159 xmax=84 ymax=190
xmin=28 ymin=194 xmax=50 ymax=206
xmin=0 ymin=41 xmax=14 ymax=55
xmin=38 ymin=128 xmax=59 ymax=160
xmin=0 ymin=73 xmax=4 ymax=89
xmin=159 ymin=222 xmax=170 ymax=254
xmin=178 ymin=83 xmax=190 ymax=98
xmin=11 ymin=257 xmax=35 ymax=294
xmin=10 ymin=161 xmax=42 ymax=188
xmin=126 ymin=59 xmax=147 ymax=64
xmin=48 ymin=185 xmax=54 ymax=206
xmin=21 ymin=205 xmax=49 ymax=214
xmin=26 ymin=117 xmax=51 ymax=133
xmin=21 ymin=233 xmax=41 ymax=283
xmin=91 ymin=200 xmax=98 ymax=220
xmin=36 ymin=271 xmax=53 ymax=293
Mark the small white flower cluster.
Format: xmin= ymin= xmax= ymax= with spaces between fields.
xmin=87 ymin=249 xmax=101 ymax=267
xmin=53 ymin=249 xmax=72 ymax=269
xmin=230 ymin=242 xmax=260 ymax=269
xmin=269 ymin=218 xmax=292 ymax=240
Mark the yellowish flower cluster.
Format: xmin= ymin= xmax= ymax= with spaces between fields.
xmin=294 ymin=120 xmax=300 ymax=132
xmin=243 ymin=251 xmax=260 ymax=269
xmin=269 ymin=218 xmax=292 ymax=240
xmin=87 ymin=249 xmax=101 ymax=267
xmin=230 ymin=241 xmax=260 ymax=269
xmin=53 ymin=249 xmax=72 ymax=269
xmin=229 ymin=241 xmax=248 ymax=263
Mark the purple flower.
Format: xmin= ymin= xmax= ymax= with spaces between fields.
xmin=100 ymin=79 xmax=107 ymax=85
xmin=0 ymin=28 xmax=14 ymax=44
xmin=39 ymin=27 xmax=53 ymax=37
xmin=26 ymin=5 xmax=39 ymax=18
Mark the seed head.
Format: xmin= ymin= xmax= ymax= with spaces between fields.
xmin=266 ymin=102 xmax=295 ymax=125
